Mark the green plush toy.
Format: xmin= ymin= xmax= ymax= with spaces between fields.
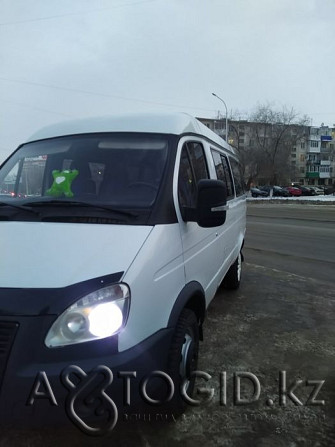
xmin=46 ymin=169 xmax=79 ymax=198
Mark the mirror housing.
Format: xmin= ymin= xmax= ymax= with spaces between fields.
xmin=196 ymin=179 xmax=227 ymax=228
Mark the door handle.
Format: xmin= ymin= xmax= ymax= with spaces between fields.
xmin=211 ymin=204 xmax=229 ymax=212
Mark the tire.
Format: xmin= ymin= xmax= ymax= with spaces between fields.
xmin=223 ymin=251 xmax=242 ymax=290
xmin=167 ymin=308 xmax=199 ymax=408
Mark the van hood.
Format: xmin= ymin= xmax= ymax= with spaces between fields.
xmin=0 ymin=222 xmax=153 ymax=288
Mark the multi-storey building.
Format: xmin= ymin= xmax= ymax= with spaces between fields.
xmin=294 ymin=125 xmax=334 ymax=186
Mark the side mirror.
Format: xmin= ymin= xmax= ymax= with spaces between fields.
xmin=196 ymin=179 xmax=227 ymax=228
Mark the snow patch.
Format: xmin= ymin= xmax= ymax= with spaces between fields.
xmin=247 ymin=194 xmax=335 ymax=203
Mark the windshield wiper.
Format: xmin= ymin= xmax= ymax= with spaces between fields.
xmin=24 ymin=199 xmax=138 ymax=218
xmin=0 ymin=201 xmax=40 ymax=215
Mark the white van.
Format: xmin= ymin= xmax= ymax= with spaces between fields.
xmin=0 ymin=113 xmax=246 ymax=423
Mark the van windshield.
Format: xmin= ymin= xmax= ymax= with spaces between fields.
xmin=0 ymin=134 xmax=168 ymax=223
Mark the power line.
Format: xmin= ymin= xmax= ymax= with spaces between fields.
xmin=0 ymin=76 xmax=216 ymax=113
xmin=0 ymin=98 xmax=74 ymax=118
xmin=0 ymin=0 xmax=159 ymax=26
xmin=1 ymin=78 xmax=332 ymax=122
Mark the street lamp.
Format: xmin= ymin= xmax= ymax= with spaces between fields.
xmin=212 ymin=93 xmax=228 ymax=142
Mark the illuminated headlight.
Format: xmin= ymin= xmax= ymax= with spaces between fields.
xmin=45 ymin=284 xmax=130 ymax=348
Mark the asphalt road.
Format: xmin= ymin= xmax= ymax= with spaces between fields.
xmin=244 ymin=203 xmax=335 ymax=284
xmin=1 ymin=203 xmax=334 ymax=446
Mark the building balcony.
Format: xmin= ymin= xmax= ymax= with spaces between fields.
xmin=307 ymin=146 xmax=320 ymax=153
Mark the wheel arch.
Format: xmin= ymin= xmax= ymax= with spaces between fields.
xmin=167 ymin=281 xmax=206 ymax=330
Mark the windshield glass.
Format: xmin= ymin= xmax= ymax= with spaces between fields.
xmin=0 ymin=134 xmax=168 ymax=211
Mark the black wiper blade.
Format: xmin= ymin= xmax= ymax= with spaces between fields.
xmin=0 ymin=201 xmax=39 ymax=215
xmin=24 ymin=199 xmax=138 ymax=218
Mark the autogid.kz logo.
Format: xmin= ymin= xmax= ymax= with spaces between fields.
xmin=27 ymin=366 xmax=326 ymax=436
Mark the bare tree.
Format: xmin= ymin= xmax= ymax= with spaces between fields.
xmin=245 ymin=103 xmax=310 ymax=185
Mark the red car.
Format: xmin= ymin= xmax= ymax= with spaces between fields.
xmin=285 ymin=186 xmax=302 ymax=196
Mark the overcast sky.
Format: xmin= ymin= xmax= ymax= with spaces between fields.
xmin=0 ymin=0 xmax=334 ymax=161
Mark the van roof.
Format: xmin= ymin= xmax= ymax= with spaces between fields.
xmin=26 ymin=112 xmax=236 ymax=154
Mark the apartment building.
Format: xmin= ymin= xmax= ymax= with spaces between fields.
xmin=294 ymin=125 xmax=335 ymax=186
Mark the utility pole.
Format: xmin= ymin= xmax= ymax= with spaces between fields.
xmin=212 ymin=93 xmax=228 ymax=142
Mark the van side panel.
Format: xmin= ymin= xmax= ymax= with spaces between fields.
xmin=173 ymin=136 xmax=246 ymax=307
xmin=173 ymin=136 xmax=224 ymax=305
xmin=119 ymin=223 xmax=185 ymax=352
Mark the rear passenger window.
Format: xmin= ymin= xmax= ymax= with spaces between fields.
xmin=229 ymin=158 xmax=245 ymax=196
xmin=211 ymin=150 xmax=234 ymax=199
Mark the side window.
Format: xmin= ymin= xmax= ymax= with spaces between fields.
xmin=187 ymin=142 xmax=209 ymax=183
xmin=178 ymin=147 xmax=197 ymax=207
xmin=211 ymin=150 xmax=234 ymax=199
xmin=0 ymin=162 xmax=19 ymax=197
xmin=178 ymin=142 xmax=208 ymax=208
xmin=229 ymin=158 xmax=245 ymax=196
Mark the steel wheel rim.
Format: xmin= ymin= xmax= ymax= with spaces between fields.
xmin=180 ymin=332 xmax=195 ymax=391
xmin=237 ymin=252 xmax=242 ymax=282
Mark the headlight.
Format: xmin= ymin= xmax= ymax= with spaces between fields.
xmin=45 ymin=283 xmax=130 ymax=348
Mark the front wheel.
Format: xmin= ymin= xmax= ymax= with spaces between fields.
xmin=223 ymin=251 xmax=242 ymax=290
xmin=167 ymin=308 xmax=199 ymax=408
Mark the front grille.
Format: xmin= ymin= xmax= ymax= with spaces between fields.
xmin=0 ymin=322 xmax=19 ymax=390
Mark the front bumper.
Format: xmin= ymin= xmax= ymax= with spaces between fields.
xmin=0 ymin=315 xmax=174 ymax=428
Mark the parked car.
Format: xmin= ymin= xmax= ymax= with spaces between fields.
xmin=296 ymin=185 xmax=315 ymax=196
xmin=285 ymin=186 xmax=302 ymax=196
xmin=250 ymin=187 xmax=268 ymax=197
xmin=273 ymin=186 xmax=290 ymax=197
xmin=259 ymin=185 xmax=290 ymax=197
xmin=307 ymin=186 xmax=324 ymax=195
xmin=324 ymin=185 xmax=335 ymax=195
